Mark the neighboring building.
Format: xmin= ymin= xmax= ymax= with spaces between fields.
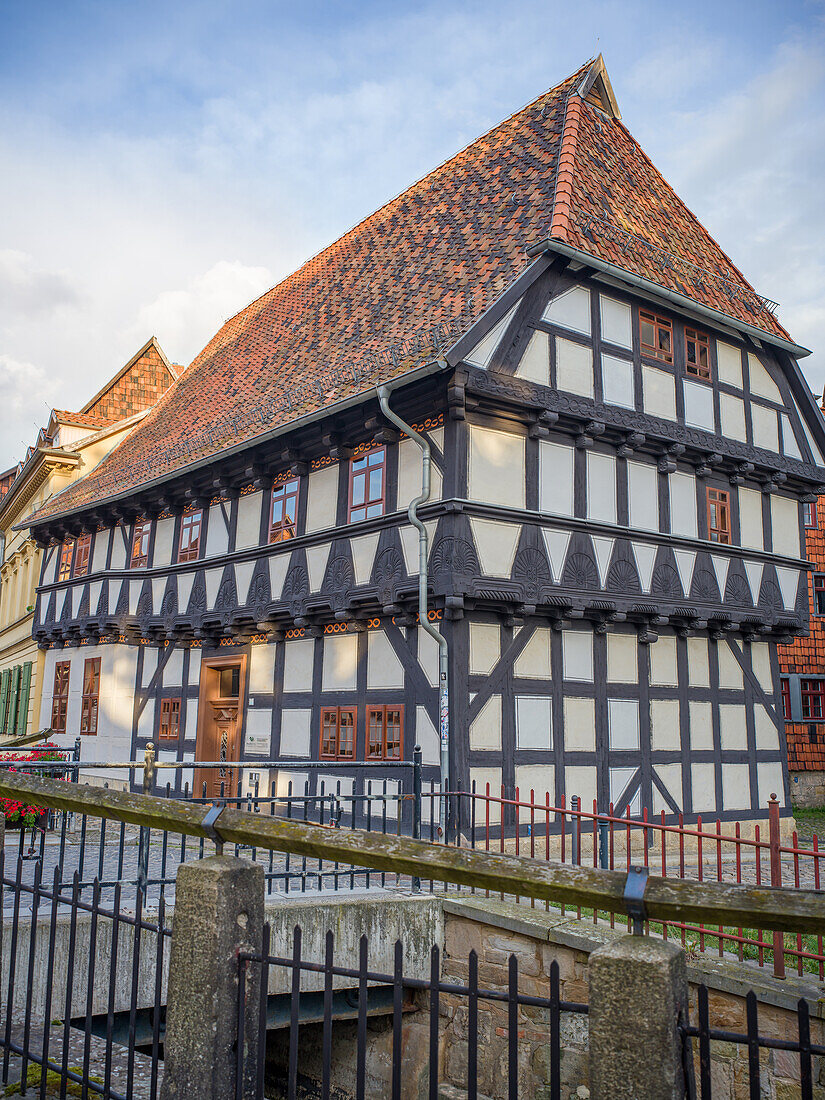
xmin=779 ymin=409 xmax=825 ymax=808
xmin=0 ymin=338 xmax=180 ymax=741
xmin=23 ymin=58 xmax=825 ymax=826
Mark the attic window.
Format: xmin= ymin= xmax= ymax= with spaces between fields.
xmin=685 ymin=328 xmax=711 ymax=381
xmin=639 ymin=311 xmax=673 ymax=364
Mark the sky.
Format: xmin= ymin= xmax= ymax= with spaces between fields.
xmin=0 ymin=0 xmax=823 ymax=470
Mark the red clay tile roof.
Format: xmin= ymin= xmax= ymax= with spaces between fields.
xmin=27 ymin=57 xmax=796 ymax=525
xmin=51 ymin=410 xmax=120 ymax=430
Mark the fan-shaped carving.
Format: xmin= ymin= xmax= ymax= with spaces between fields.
xmin=45 ymin=592 xmax=56 ymax=623
xmin=725 ymin=574 xmax=751 ymax=606
xmin=430 ymin=537 xmax=479 ymax=577
xmin=188 ymin=576 xmax=207 ymax=616
xmin=607 ymin=558 xmax=640 ymax=595
xmin=373 ymin=547 xmax=404 ymax=605
xmin=216 ymin=576 xmax=237 ymax=611
xmin=161 ymin=589 xmax=178 ymax=629
xmin=77 ymin=587 xmax=90 ymax=618
xmin=326 ymin=556 xmax=354 ymax=611
xmin=115 ymin=583 xmax=129 ymax=616
xmin=513 ymin=548 xmax=550 ymax=600
xmin=690 ymin=569 xmax=719 ymax=602
xmin=562 ymin=553 xmax=599 ymax=590
xmin=248 ymin=572 xmax=271 ymax=620
xmin=95 ymin=584 xmax=108 ymax=617
xmin=651 ymin=565 xmax=680 ymax=597
xmin=283 ymin=565 xmax=309 ymax=616
xmin=760 ymin=578 xmax=782 ymax=610
xmin=137 ymin=588 xmax=153 ymax=618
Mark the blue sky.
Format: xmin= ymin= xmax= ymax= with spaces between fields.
xmin=1 ymin=0 xmax=823 ymax=468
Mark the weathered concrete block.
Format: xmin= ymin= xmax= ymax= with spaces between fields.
xmin=160 ymin=855 xmax=264 ymax=1100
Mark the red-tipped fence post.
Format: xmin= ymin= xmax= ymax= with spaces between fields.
xmin=768 ymin=794 xmax=785 ymax=979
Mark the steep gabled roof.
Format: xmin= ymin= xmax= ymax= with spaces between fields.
xmin=27 ymin=57 xmax=801 ymax=526
xmin=80 ymin=336 xmax=180 ymax=422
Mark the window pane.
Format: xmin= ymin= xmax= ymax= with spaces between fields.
xmin=350 ymin=507 xmax=365 ymax=523
xmin=365 ymin=503 xmax=383 ymax=519
xmin=368 ymin=468 xmax=383 ymax=502
xmin=352 ymin=473 xmax=366 ymax=506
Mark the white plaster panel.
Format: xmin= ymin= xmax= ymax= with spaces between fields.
xmin=798 ymin=407 xmax=825 ymax=464
xmin=642 ymin=365 xmax=676 ymax=421
xmin=669 ymin=472 xmax=697 ymax=538
xmin=236 ymin=491 xmax=263 ymax=551
xmin=99 ymin=645 xmax=139 ymax=765
xmin=651 ymin=699 xmax=681 ymax=751
xmin=627 ymin=461 xmax=658 ymax=531
xmin=468 ymin=425 xmax=525 ymax=509
xmin=399 ymin=522 xmax=437 ymax=575
xmin=757 ymin=762 xmax=784 ymax=809
xmin=748 ymin=353 xmax=782 ymax=403
xmin=322 ymin=633 xmax=358 ymax=692
xmin=305 ymin=465 xmax=339 ymax=535
xmin=591 ymin=536 xmax=614 ymax=586
xmin=184 ymin=697 xmax=199 ymax=743
xmin=468 ymin=518 xmax=520 ymax=577
xmin=275 ymin=771 xmax=309 ymax=800
xmin=539 ymin=440 xmax=574 ymax=517
xmin=719 ymin=704 xmax=747 ymax=750
xmin=754 ymin=706 xmax=779 ymax=751
xmin=752 ymin=404 xmax=779 ymax=452
xmin=430 ymin=426 xmax=444 ymax=452
xmin=608 ymin=698 xmax=639 ymax=750
xmin=141 ymin=647 xmax=158 ymax=689
xmin=163 ymin=648 xmax=184 ymax=687
xmin=418 ymin=628 xmax=439 ymax=688
xmin=609 ymin=768 xmax=639 ymax=813
xmin=397 ymin=439 xmax=442 ymax=513
xmin=88 ymin=580 xmax=102 ymax=617
xmin=562 ymin=630 xmax=593 ymax=682
xmin=245 ymin=708 xmax=272 ymax=754
xmin=465 ymin=304 xmax=517 ymax=367
xmin=205 ymin=503 xmax=229 ymax=558
xmin=151 ymin=576 xmax=165 ymax=614
xmin=72 ymin=585 xmax=83 ymax=617
xmin=515 ymin=764 xmax=554 ymax=805
xmin=542 ymin=529 xmax=571 ymax=584
xmin=234 ymin=560 xmax=255 ymax=606
xmin=415 ymin=706 xmax=440 ymax=765
xmin=599 ymin=295 xmax=632 ymax=348
xmin=177 ymin=572 xmax=195 ymax=614
xmin=469 ymin=622 xmax=500 ymax=676
xmin=555 ymin=337 xmax=593 ymax=398
xmin=719 ymin=393 xmax=746 ymax=442
xmin=249 ymin=644 xmax=276 ymax=694
xmin=586 ymin=452 xmax=616 ymax=525
xmin=283 ymin=638 xmax=314 ymax=693
xmin=280 ymin=709 xmax=311 ymax=757
xmin=205 ymin=568 xmax=222 ymax=609
xmin=153 ymin=518 xmax=175 ymax=568
xmin=607 ymin=633 xmax=637 ymax=683
xmin=738 ymin=487 xmax=763 ymax=551
xmin=128 ymin=579 xmax=142 ymax=615
xmin=515 ymin=329 xmax=550 ymax=385
xmin=137 ymin=698 xmax=155 ymax=743
xmin=780 ymin=415 xmax=803 ymax=461
xmin=649 ymin=635 xmax=678 ymax=686
xmin=751 ymin=643 xmax=773 ymax=693
xmin=306 ymin=544 xmax=331 ymax=591
xmin=563 ymin=697 xmax=596 ymax=752
xmin=601 ymin=354 xmax=634 ymax=410
xmin=514 ymin=627 xmax=552 ymax=679
xmin=268 ymin=552 xmax=291 ymax=599
xmin=469 ymin=695 xmax=501 ymax=751
xmin=632 ymin=542 xmax=656 ymax=592
xmin=718 ymin=642 xmax=743 ymax=690
xmin=691 ymin=764 xmax=716 ymax=813
xmin=110 ymin=530 xmax=127 ymax=570
xmin=543 ymin=286 xmax=591 ymax=333
xmin=683 ymin=380 xmax=714 ymax=431
xmin=717 ymin=342 xmax=743 ymax=387
xmin=350 ymin=533 xmax=381 ymax=586
xmin=775 ymin=565 xmax=800 ymax=610
xmin=367 ymin=630 xmax=405 ymax=690
xmin=91 ymin=531 xmax=109 ymax=574
xmin=744 ymin=561 xmax=764 ymax=603
xmin=653 ymin=764 xmax=682 ymax=813
xmin=674 ymin=550 xmax=696 ymax=597
xmin=469 ymin=768 xmax=502 ymax=821
xmin=721 ymin=764 xmax=751 ymax=811
xmin=565 ymin=766 xmax=596 ymax=810
xmin=770 ymin=495 xmax=800 ymax=558
xmin=515 ymin=695 xmax=553 ymax=750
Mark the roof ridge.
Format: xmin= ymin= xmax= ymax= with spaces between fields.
xmin=549 ymin=88 xmax=585 ymax=240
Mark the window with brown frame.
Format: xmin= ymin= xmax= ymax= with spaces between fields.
xmin=177 ymin=510 xmax=202 ymax=563
xmin=366 ymin=705 xmax=403 ymax=760
xmin=639 ymin=310 xmax=673 ymax=363
xmin=131 ymin=521 xmax=151 ymax=567
xmin=348 ymin=448 xmax=385 ymax=523
xmin=320 ymin=706 xmax=356 ymax=760
xmin=57 ymin=540 xmax=74 ymax=582
xmin=270 ymin=478 xmax=300 ymax=543
xmin=80 ymin=657 xmax=100 ymax=735
xmin=804 ymin=501 xmax=818 ymax=529
xmin=685 ymin=327 xmax=711 ymax=380
xmin=73 ymin=533 xmax=92 ymax=578
xmin=51 ymin=661 xmax=70 ymax=734
xmin=780 ymin=677 xmax=791 ymax=721
xmin=706 ymin=488 xmax=731 ymax=544
xmin=801 ymin=678 xmax=825 ymax=719
xmin=158 ymin=697 xmax=181 ymax=740
xmin=813 ymin=573 xmax=825 ymax=616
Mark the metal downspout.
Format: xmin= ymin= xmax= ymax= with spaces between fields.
xmin=376 ymin=383 xmax=450 ymax=831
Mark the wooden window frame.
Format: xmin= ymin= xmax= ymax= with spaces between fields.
xmin=706 ymin=487 xmax=731 ymax=545
xmin=366 ymin=704 xmax=404 ymax=761
xmin=130 ymin=521 xmax=152 ymax=568
xmin=319 ymin=706 xmax=356 ymax=760
xmin=73 ymin=533 xmax=92 ymax=578
xmin=639 ymin=310 xmax=673 ymax=364
xmin=269 ymin=477 xmax=300 ymax=544
xmin=57 ymin=540 xmax=74 ymax=582
xmin=813 ymin=573 xmax=825 ymax=616
xmin=684 ymin=327 xmax=711 ymax=381
xmin=804 ymin=501 xmax=818 ymax=529
xmin=158 ymin=697 xmax=182 ymax=741
xmin=177 ymin=510 xmax=203 ymax=563
xmin=80 ymin=657 xmax=101 ymax=735
xmin=801 ymin=678 xmax=825 ymax=719
xmin=51 ymin=661 xmax=71 ymax=734
xmin=780 ymin=677 xmax=791 ymax=722
xmin=348 ymin=447 xmax=386 ymax=524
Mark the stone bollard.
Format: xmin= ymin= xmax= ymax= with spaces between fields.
xmin=160 ymin=855 xmax=265 ymax=1100
xmin=588 ymin=935 xmax=692 ymax=1100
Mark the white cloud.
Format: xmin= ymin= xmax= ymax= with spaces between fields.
xmin=0 ymin=250 xmax=81 ymax=316
xmin=0 ymin=355 xmax=55 ymax=467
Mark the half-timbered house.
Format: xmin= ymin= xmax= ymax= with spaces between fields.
xmin=22 ymin=58 xmax=825 ymax=826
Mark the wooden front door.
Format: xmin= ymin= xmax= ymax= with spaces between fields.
xmin=194 ymin=655 xmax=247 ymax=800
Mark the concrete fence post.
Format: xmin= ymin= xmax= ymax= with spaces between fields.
xmin=160 ymin=855 xmax=265 ymax=1100
xmin=588 ymin=935 xmax=692 ymax=1100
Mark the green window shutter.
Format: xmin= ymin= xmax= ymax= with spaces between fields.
xmin=6 ymin=665 xmax=20 ymax=736
xmin=0 ymin=669 xmax=9 ymax=734
xmin=15 ymin=662 xmax=32 ymax=737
